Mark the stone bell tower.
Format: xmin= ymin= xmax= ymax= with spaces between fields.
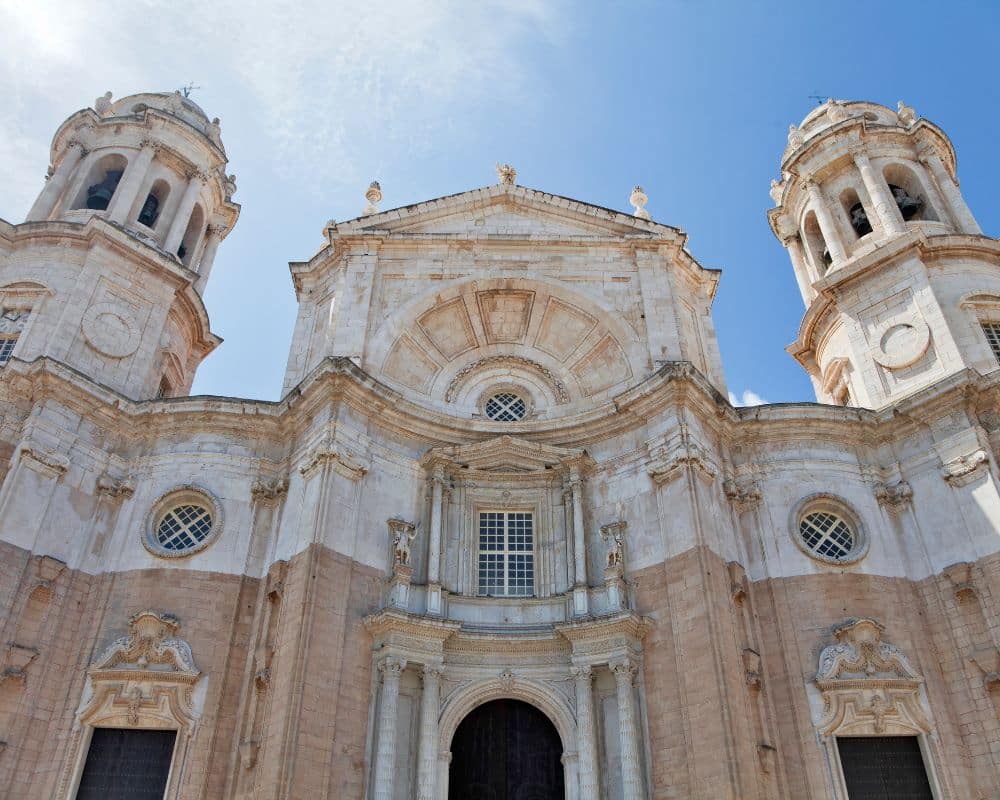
xmin=1 ymin=90 xmax=240 ymax=399
xmin=769 ymin=99 xmax=997 ymax=408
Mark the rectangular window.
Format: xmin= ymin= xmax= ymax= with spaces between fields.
xmin=76 ymin=728 xmax=177 ymax=800
xmin=982 ymin=322 xmax=1000 ymax=364
xmin=0 ymin=335 xmax=17 ymax=365
xmin=836 ymin=736 xmax=933 ymax=799
xmin=478 ymin=511 xmax=534 ymax=597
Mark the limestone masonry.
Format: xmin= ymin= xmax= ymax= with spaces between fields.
xmin=0 ymin=91 xmax=997 ymax=799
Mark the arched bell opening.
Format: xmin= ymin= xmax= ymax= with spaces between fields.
xmin=883 ymin=163 xmax=940 ymax=223
xmin=73 ymin=153 xmax=128 ymax=212
xmin=839 ymin=187 xmax=872 ymax=239
xmin=177 ymin=204 xmax=205 ymax=265
xmin=448 ymin=699 xmax=565 ymax=800
xmin=802 ymin=210 xmax=831 ymax=275
xmin=137 ymin=179 xmax=171 ymax=230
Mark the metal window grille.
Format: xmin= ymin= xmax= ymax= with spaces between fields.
xmin=478 ymin=511 xmax=534 ymax=596
xmin=982 ymin=323 xmax=1000 ymax=364
xmin=0 ymin=335 xmax=18 ymax=365
xmin=156 ymin=504 xmax=213 ymax=552
xmin=799 ymin=511 xmax=855 ymax=560
xmin=484 ymin=392 xmax=526 ymax=422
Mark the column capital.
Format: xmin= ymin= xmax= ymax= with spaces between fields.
xmin=379 ymin=656 xmax=407 ymax=677
xmin=848 ymin=145 xmax=871 ymax=165
xmin=570 ymin=664 xmax=593 ymax=682
xmin=421 ymin=663 xmax=444 ymax=680
xmin=138 ymin=138 xmax=162 ymax=153
xmin=610 ymin=658 xmax=637 ymax=683
xmin=65 ymin=138 xmax=89 ymax=156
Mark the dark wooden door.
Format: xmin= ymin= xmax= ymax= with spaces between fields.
xmin=449 ymin=699 xmax=564 ymax=800
xmin=837 ymin=736 xmax=934 ymax=799
xmin=76 ymin=727 xmax=177 ymax=800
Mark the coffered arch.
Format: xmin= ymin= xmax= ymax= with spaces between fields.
xmin=366 ymin=276 xmax=648 ymax=413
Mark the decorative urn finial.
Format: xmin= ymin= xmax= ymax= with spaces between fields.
xmin=363 ymin=180 xmax=382 ymax=215
xmin=896 ymin=100 xmax=916 ymax=128
xmin=630 ymin=186 xmax=651 ymax=220
xmin=496 ymin=163 xmax=517 ymax=186
xmin=787 ymin=124 xmax=804 ymax=148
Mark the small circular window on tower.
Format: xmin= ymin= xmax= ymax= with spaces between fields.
xmin=144 ymin=487 xmax=222 ymax=558
xmin=484 ymin=391 xmax=527 ymax=422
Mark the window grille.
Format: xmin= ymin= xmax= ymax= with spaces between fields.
xmin=0 ymin=335 xmax=17 ymax=365
xmin=156 ymin=504 xmax=213 ymax=552
xmin=799 ymin=511 xmax=855 ymax=560
xmin=484 ymin=392 xmax=527 ymax=422
xmin=982 ymin=322 xmax=1000 ymax=364
xmin=478 ymin=511 xmax=534 ymax=596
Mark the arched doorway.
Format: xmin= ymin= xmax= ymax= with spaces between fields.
xmin=449 ymin=699 xmax=565 ymax=800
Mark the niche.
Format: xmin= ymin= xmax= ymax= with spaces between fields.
xmin=73 ymin=154 xmax=128 ymax=211
xmin=883 ymin=163 xmax=939 ymax=222
xmin=137 ymin=179 xmax=171 ymax=229
xmin=840 ymin=187 xmax=872 ymax=238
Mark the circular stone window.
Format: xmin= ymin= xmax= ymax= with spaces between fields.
xmin=484 ymin=391 xmax=527 ymax=422
xmin=144 ymin=487 xmax=222 ymax=557
xmin=792 ymin=495 xmax=868 ymax=565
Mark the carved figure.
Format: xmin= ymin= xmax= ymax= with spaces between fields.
xmin=207 ymin=117 xmax=223 ymax=147
xmin=389 ymin=519 xmax=417 ymax=567
xmin=95 ymin=91 xmax=113 ymax=117
xmin=787 ymin=124 xmax=804 ymax=148
xmin=896 ymin=100 xmax=916 ymax=127
xmin=495 ymin=163 xmax=517 ymax=186
xmin=601 ymin=521 xmax=626 ymax=569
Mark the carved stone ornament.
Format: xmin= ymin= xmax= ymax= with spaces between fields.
xmin=600 ymin=521 xmax=626 ymax=571
xmin=97 ymin=473 xmax=135 ymax=501
xmin=814 ymin=618 xmax=930 ymax=738
xmin=941 ymin=449 xmax=990 ymax=487
xmin=299 ymin=444 xmax=368 ymax=481
xmin=897 ymin=100 xmax=917 ymax=128
xmin=629 ymin=186 xmax=651 ymax=220
xmin=787 ymin=124 xmax=804 ymax=149
xmin=769 ymin=179 xmax=783 ymax=205
xmin=251 ymin=477 xmax=288 ymax=504
xmin=826 ymin=99 xmax=849 ymax=124
xmin=94 ymin=91 xmax=113 ymax=117
xmin=649 ymin=441 xmax=716 ymax=485
xmin=17 ymin=442 xmax=70 ymax=479
xmin=724 ymin=478 xmax=762 ymax=512
xmin=81 ymin=301 xmax=142 ymax=359
xmin=873 ymin=479 xmax=913 ymax=513
xmin=445 ymin=355 xmax=570 ymax=403
xmin=496 ymin=163 xmax=517 ymax=186
xmin=941 ymin=561 xmax=976 ymax=599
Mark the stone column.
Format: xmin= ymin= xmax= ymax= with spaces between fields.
xmin=852 ymin=149 xmax=906 ymax=235
xmin=573 ymin=666 xmax=601 ymax=800
xmin=438 ymin=751 xmax=452 ymax=799
xmin=193 ymin=225 xmax=224 ymax=293
xmin=27 ymin=140 xmax=86 ymax=221
xmin=783 ymin=234 xmax=816 ymax=301
xmin=427 ymin=463 xmax=445 ymax=614
xmin=803 ymin=178 xmax=847 ymax=266
xmin=920 ymin=150 xmax=982 ymax=234
xmin=372 ymin=657 xmax=406 ymax=800
xmin=163 ymin=171 xmax=204 ymax=254
xmin=416 ymin=665 xmax=442 ymax=800
xmin=108 ymin=141 xmax=157 ymax=223
xmin=611 ymin=659 xmax=646 ymax=800
xmin=569 ymin=468 xmax=589 ymax=616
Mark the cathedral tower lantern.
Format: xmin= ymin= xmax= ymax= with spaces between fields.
xmin=769 ymin=99 xmax=997 ymax=408
xmin=1 ymin=91 xmax=239 ymax=399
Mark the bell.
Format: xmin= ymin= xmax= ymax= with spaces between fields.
xmin=849 ymin=202 xmax=872 ymax=237
xmin=85 ymin=170 xmax=124 ymax=211
xmin=889 ymin=184 xmax=922 ymax=221
xmin=137 ymin=194 xmax=160 ymax=227
xmin=177 ymin=243 xmax=187 ymax=261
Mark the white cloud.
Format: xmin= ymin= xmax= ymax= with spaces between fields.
xmin=0 ymin=0 xmax=567 ymax=218
xmin=729 ymin=388 xmax=768 ymax=407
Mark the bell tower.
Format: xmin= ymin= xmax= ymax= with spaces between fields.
xmin=769 ymin=99 xmax=997 ymax=408
xmin=1 ymin=90 xmax=239 ymax=399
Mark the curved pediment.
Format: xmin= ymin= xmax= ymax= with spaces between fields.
xmin=422 ymin=435 xmax=591 ymax=476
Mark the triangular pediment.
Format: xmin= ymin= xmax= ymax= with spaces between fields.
xmin=331 ymin=184 xmax=679 ymax=240
xmin=422 ymin=435 xmax=591 ymax=474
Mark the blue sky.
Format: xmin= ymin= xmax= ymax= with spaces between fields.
xmin=1 ymin=1 xmax=997 ymax=404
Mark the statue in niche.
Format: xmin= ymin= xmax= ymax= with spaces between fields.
xmin=389 ymin=519 xmax=417 ymax=568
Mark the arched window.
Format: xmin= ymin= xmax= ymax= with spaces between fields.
xmin=840 ymin=188 xmax=872 ymax=238
xmin=802 ymin=211 xmax=831 ymax=275
xmin=137 ymin=179 xmax=170 ymax=229
xmin=73 ymin=154 xmax=128 ymax=211
xmin=177 ymin=204 xmax=205 ymax=265
xmin=883 ymin=163 xmax=939 ymax=222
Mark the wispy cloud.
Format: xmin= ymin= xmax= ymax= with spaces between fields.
xmin=729 ymin=388 xmax=768 ymax=407
xmin=0 ymin=0 xmax=566 ymax=217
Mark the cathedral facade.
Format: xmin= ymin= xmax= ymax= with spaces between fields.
xmin=0 ymin=91 xmax=997 ymax=800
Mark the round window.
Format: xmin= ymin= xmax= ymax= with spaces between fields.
xmin=144 ymin=487 xmax=222 ymax=557
xmin=791 ymin=495 xmax=868 ymax=565
xmin=484 ymin=391 xmax=527 ymax=422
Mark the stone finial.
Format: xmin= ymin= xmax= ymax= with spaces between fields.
xmin=787 ymin=124 xmax=804 ymax=149
xmin=207 ymin=117 xmax=223 ymax=147
xmin=826 ymin=98 xmax=848 ymax=123
xmin=897 ymin=100 xmax=916 ymax=128
xmin=223 ymin=173 xmax=237 ymax=200
xmin=95 ymin=91 xmax=113 ymax=117
xmin=769 ymin=179 xmax=783 ymax=205
xmin=496 ymin=163 xmax=517 ymax=186
xmin=363 ymin=181 xmax=382 ymax=215
xmin=629 ymin=186 xmax=651 ymax=220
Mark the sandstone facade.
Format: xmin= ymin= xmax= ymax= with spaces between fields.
xmin=0 ymin=93 xmax=997 ymax=799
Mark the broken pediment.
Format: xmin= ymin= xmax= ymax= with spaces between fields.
xmin=422 ymin=435 xmax=591 ymax=476
xmin=331 ymin=185 xmax=679 ymax=241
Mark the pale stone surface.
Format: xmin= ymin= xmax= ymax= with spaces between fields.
xmin=0 ymin=95 xmax=996 ymax=800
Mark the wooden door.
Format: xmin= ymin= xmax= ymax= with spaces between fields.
xmin=449 ymin=699 xmax=564 ymax=800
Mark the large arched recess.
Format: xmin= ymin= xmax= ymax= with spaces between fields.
xmin=366 ymin=276 xmax=649 ymax=413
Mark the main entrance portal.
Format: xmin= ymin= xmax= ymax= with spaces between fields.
xmin=449 ymin=699 xmax=565 ymax=800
